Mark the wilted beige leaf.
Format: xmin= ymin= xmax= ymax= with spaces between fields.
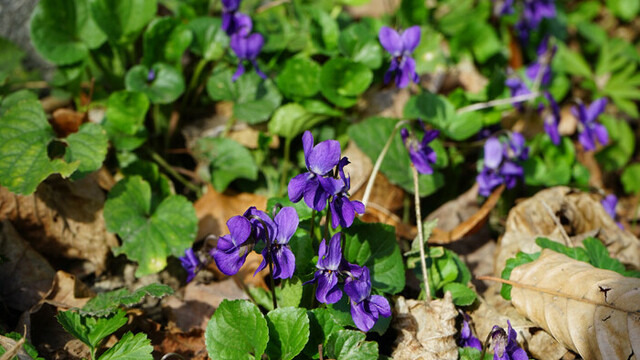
xmin=391 ymin=293 xmax=458 ymax=360
xmin=0 ymin=334 xmax=30 ymax=360
xmin=496 ymin=187 xmax=640 ymax=275
xmin=509 ymin=249 xmax=640 ymax=360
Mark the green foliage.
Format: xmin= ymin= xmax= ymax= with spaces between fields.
xmin=595 ymin=115 xmax=635 ymax=171
xmin=268 ymin=103 xmax=328 ymax=140
xmin=343 ymin=220 xmax=405 ymax=295
xmin=302 ymin=308 xmax=344 ymax=359
xmin=349 ymin=117 xmax=445 ymax=196
xmin=523 ymin=136 xmax=576 ymax=186
xmin=125 ymin=63 xmax=186 ymax=104
xmin=89 ymin=0 xmax=157 ymax=44
xmin=459 ymin=346 xmax=493 ymax=360
xmin=320 ymin=58 xmax=373 ymax=107
xmin=276 ymin=57 xmax=322 ymax=99
xmin=142 ymin=17 xmax=193 ymax=67
xmin=500 ymin=252 xmax=541 ymax=300
xmin=0 ymin=99 xmax=79 ymax=194
xmin=338 ymin=23 xmax=382 ymax=70
xmin=0 ymin=332 xmax=44 ymax=360
xmin=265 ymin=307 xmax=310 ymax=360
xmin=187 ymin=17 xmax=229 ymax=61
xmin=104 ymin=176 xmax=198 ymax=277
xmin=606 ymin=0 xmax=640 ymax=21
xmin=30 ymin=0 xmax=106 ymax=65
xmin=0 ymin=37 xmax=26 ymax=85
xmin=621 ymin=164 xmax=640 ymax=194
xmin=325 ymin=330 xmax=379 ymax=360
xmin=194 ymin=137 xmax=259 ymax=192
xmin=57 ymin=309 xmax=128 ymax=353
xmin=205 ymin=299 xmax=269 ymax=360
xmin=97 ymin=332 xmax=153 ymax=360
xmin=64 ymin=123 xmax=109 ymax=179
xmin=266 ymin=197 xmax=313 ymax=222
xmin=82 ymin=283 xmax=174 ymax=316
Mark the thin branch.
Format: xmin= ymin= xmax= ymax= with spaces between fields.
xmin=412 ymin=166 xmax=431 ymax=302
xmin=539 ymin=200 xmax=572 ymax=246
xmin=456 ymin=92 xmax=540 ymax=114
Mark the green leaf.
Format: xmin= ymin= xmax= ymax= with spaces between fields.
xmin=459 ymin=346 xmax=493 ymax=360
xmin=89 ymin=0 xmax=158 ymax=44
xmin=125 ymin=63 xmax=185 ymax=104
xmin=194 ymin=137 xmax=258 ymax=192
xmin=64 ymin=123 xmax=109 ymax=179
xmin=413 ymin=28 xmax=447 ymax=74
xmin=404 ymin=92 xmax=480 ymax=140
xmin=400 ymin=0 xmax=428 ymax=26
xmin=30 ymin=0 xmax=106 ymax=65
xmin=98 ymin=332 xmax=153 ymax=360
xmin=266 ymin=197 xmax=313 ymax=222
xmin=553 ymin=43 xmax=592 ymax=78
xmin=320 ymin=58 xmax=373 ymax=108
xmin=0 ymin=99 xmax=78 ymax=195
xmin=205 ymin=299 xmax=269 ymax=360
xmin=303 ymin=308 xmax=344 ymax=358
xmin=122 ymin=160 xmax=172 ymax=208
xmin=338 ymin=23 xmax=382 ymax=69
xmin=348 ymin=117 xmax=445 ymax=196
xmin=82 ymin=283 xmax=174 ymax=317
xmin=142 ymin=17 xmax=193 ymax=67
xmin=306 ymin=7 xmax=340 ymax=54
xmin=595 ymin=115 xmax=635 ymax=171
xmin=343 ymin=220 xmax=405 ymax=294
xmin=266 ymin=307 xmax=310 ymax=360
xmin=105 ymin=90 xmax=150 ymax=135
xmin=524 ymin=136 xmax=575 ymax=186
xmin=268 ymin=103 xmax=328 ymax=140
xmin=56 ymin=309 xmax=128 ymax=349
xmin=187 ymin=17 xmax=229 ymax=61
xmin=277 ymin=276 xmax=303 ymax=308
xmin=536 ymin=237 xmax=589 ymax=262
xmin=1 ymin=332 xmax=44 ymax=360
xmin=276 ymin=57 xmax=321 ymax=99
xmin=325 ymin=330 xmax=379 ymax=360
xmin=442 ymin=282 xmax=476 ymax=306
xmin=104 ymin=176 xmax=198 ymax=277
xmin=0 ymin=37 xmax=26 ymax=84
xmin=500 ymin=251 xmax=540 ymax=300
xmin=622 ymin=163 xmax=640 ymax=194
xmin=582 ymin=237 xmax=627 ymax=275
xmin=0 ymin=90 xmax=37 ymax=117
xmin=606 ymin=0 xmax=640 ymax=21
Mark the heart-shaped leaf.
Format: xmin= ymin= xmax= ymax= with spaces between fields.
xmin=142 ymin=17 xmax=193 ymax=67
xmin=325 ymin=330 xmax=379 ymax=360
xmin=276 ymin=57 xmax=321 ymax=99
xmin=64 ymin=123 xmax=109 ymax=179
xmin=320 ymin=58 xmax=372 ymax=108
xmin=193 ymin=137 xmax=258 ymax=192
xmin=125 ymin=63 xmax=185 ymax=104
xmin=187 ymin=17 xmax=229 ymax=61
xmin=89 ymin=0 xmax=157 ymax=44
xmin=266 ymin=307 xmax=310 ymax=360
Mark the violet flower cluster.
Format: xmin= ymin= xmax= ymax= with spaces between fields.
xmin=476 ymin=133 xmax=529 ymax=196
xmin=458 ymin=312 xmax=482 ymax=351
xmin=490 ymin=321 xmax=528 ymax=360
xmin=304 ymin=233 xmax=391 ymax=332
xmin=498 ymin=0 xmax=556 ymax=41
xmin=288 ymin=131 xmax=364 ymax=229
xmin=378 ymin=26 xmax=421 ymax=89
xmin=401 ymin=122 xmax=440 ymax=175
xmin=572 ymin=98 xmax=608 ymax=151
xmin=222 ymin=0 xmax=266 ymax=81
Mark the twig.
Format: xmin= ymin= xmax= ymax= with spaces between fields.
xmin=361 ymin=120 xmax=409 ymax=208
xmin=539 ymin=200 xmax=572 ymax=246
xmin=412 ymin=166 xmax=431 ymax=302
xmin=456 ymin=92 xmax=540 ymax=114
xmin=148 ymin=150 xmax=202 ymax=196
xmin=477 ymin=275 xmax=638 ymax=314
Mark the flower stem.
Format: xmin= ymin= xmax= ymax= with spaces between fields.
xmin=268 ymin=255 xmax=278 ymax=310
xmin=412 ymin=166 xmax=431 ymax=301
xmin=324 ymin=201 xmax=331 ymax=242
xmin=148 ymin=150 xmax=202 ymax=196
xmin=278 ymin=137 xmax=292 ymax=197
xmin=362 ymin=120 xmax=410 ymax=208
xmin=183 ymin=58 xmax=209 ymax=108
xmin=456 ymin=92 xmax=540 ymax=114
xmin=309 ymin=210 xmax=316 ymax=243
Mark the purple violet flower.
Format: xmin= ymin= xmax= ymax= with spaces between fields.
xmin=379 ymin=26 xmax=421 ymax=89
xmin=543 ymin=92 xmax=561 ymax=145
xmin=230 ymin=32 xmax=266 ymax=81
xmin=179 ymin=248 xmax=201 ymax=282
xmin=491 ymin=321 xmax=528 ymax=360
xmin=344 ymin=264 xmax=391 ymax=332
xmin=572 ymin=98 xmax=608 ymax=151
xmin=496 ymin=0 xmax=514 ymax=15
xmin=601 ymin=194 xmax=623 ymax=229
xmin=304 ymin=233 xmax=345 ymax=304
xmin=505 ymin=77 xmax=531 ymax=111
xmin=477 ymin=134 xmax=529 ymax=196
xmin=320 ymin=157 xmax=365 ymax=229
xmin=147 ymin=68 xmax=156 ymax=82
xmin=288 ymin=131 xmax=341 ymax=212
xmin=254 ymin=207 xmax=298 ymax=279
xmin=526 ymin=37 xmax=556 ymax=86
xmin=401 ymin=124 xmax=440 ymax=175
xmin=516 ymin=0 xmax=556 ymax=41
xmin=212 ymin=215 xmax=254 ymax=276
xmin=459 ymin=312 xmax=482 ymax=351
xmin=221 ymin=0 xmax=242 ymax=35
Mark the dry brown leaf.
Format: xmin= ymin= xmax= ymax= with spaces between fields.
xmin=509 ymin=249 xmax=640 ymax=360
xmin=391 ymin=293 xmax=458 ymax=360
xmin=41 ymin=271 xmax=94 ymax=309
xmin=357 ymin=85 xmax=410 ymax=119
xmin=428 ymin=184 xmax=503 ymax=244
xmin=0 ymin=220 xmax=55 ymax=312
xmin=457 ymin=58 xmax=488 ymax=94
xmin=0 ymin=174 xmax=118 ymax=274
xmin=154 ymin=328 xmax=207 ymax=360
xmin=346 ymin=0 xmax=400 ymax=18
xmin=50 ymin=108 xmax=86 ymax=137
xmin=0 ymin=334 xmax=30 ymax=360
xmin=495 ymin=186 xmax=640 ymax=275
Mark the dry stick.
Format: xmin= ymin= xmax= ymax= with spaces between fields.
xmin=456 ymin=92 xmax=540 ymax=114
xmin=477 ymin=275 xmax=638 ymax=314
xmin=412 ymin=166 xmax=431 ymax=302
xmin=361 ymin=120 xmax=409 ymax=208
xmin=539 ymin=199 xmax=572 ymax=246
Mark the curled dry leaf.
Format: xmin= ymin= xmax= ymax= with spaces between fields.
xmin=391 ymin=292 xmax=458 ymax=360
xmin=357 ymin=86 xmax=410 ymax=119
xmin=50 ymin=108 xmax=86 ymax=138
xmin=0 ymin=174 xmax=118 ymax=274
xmin=509 ymin=249 xmax=640 ymax=360
xmin=0 ymin=220 xmax=55 ymax=312
xmin=495 ymin=186 xmax=640 ymax=275
xmin=0 ymin=334 xmax=30 ymax=360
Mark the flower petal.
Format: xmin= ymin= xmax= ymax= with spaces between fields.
xmin=594 ymin=123 xmax=609 ymax=146
xmin=274 ymin=207 xmax=299 ymax=244
xmin=319 ymin=233 xmax=343 ymax=270
xmin=226 ymin=215 xmax=252 ymax=245
xmin=232 ymin=62 xmax=245 ymax=82
xmin=587 ymin=98 xmax=607 ymax=123
xmin=303 ymin=177 xmax=329 ymax=211
xmin=401 ymin=26 xmax=421 ymax=53
xmin=308 ymin=139 xmax=341 ymax=175
xmin=244 ymin=33 xmax=264 ymax=59
xmin=378 ymin=26 xmax=403 ymax=56
xmin=350 ymin=300 xmax=377 ymax=332
xmin=484 ymin=137 xmax=503 ymax=169
xmin=272 ymin=245 xmax=295 ymax=279
xmin=369 ymin=295 xmax=391 ymax=317
xmin=288 ymin=173 xmax=312 ymax=203
xmin=316 ymin=271 xmax=342 ymax=304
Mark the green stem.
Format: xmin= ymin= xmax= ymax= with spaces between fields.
xmin=222 ymin=115 xmax=236 ymax=137
xmin=279 ymin=137 xmax=292 ymax=197
xmin=184 ymin=58 xmax=209 ymax=107
xmin=412 ymin=166 xmax=431 ymax=301
xmin=324 ymin=200 xmax=331 ymax=242
xmin=309 ymin=210 xmax=316 ymax=244
xmin=148 ymin=150 xmax=202 ymax=196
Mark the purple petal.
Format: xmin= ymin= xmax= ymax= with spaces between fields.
xmin=368 ymin=295 xmax=391 ymax=317
xmin=272 ymin=245 xmax=295 ymax=279
xmin=222 ymin=13 xmax=233 ymax=35
xmin=500 ymin=161 xmax=523 ymax=177
xmin=316 ymin=270 xmax=342 ymax=304
xmin=383 ymin=58 xmax=398 ymax=85
xmin=319 ymin=176 xmax=344 ymax=197
xmin=601 ymin=194 xmax=617 ymax=219
xmin=288 ymin=173 xmax=312 ymax=203
xmin=318 ymin=233 xmax=343 ymax=270
xmin=232 ymin=62 xmax=245 ymax=82
xmin=274 ymin=207 xmax=299 ymax=244
xmin=352 ymin=200 xmax=365 ymax=215
xmin=234 ymin=13 xmax=253 ymax=37
xmin=344 ymin=266 xmax=371 ymax=303
xmin=422 ymin=129 xmax=440 ymax=144
xmin=544 ymin=120 xmax=561 ymax=145
xmin=579 ymin=128 xmax=596 ymax=151
xmin=252 ymin=60 xmax=267 ymax=79
xmin=350 ymin=300 xmax=377 ymax=332
xmin=594 ymin=123 xmax=609 ymax=146
xmin=244 ymin=33 xmax=264 ymax=59
xmin=378 ymin=26 xmax=403 ymax=56
xmin=476 ymin=168 xmax=503 ymax=196
xmin=213 ymin=235 xmax=248 ymax=276
xmin=303 ymin=177 xmax=329 ymax=211
xmin=587 ymin=98 xmax=607 ymax=123
xmin=410 ymin=148 xmax=434 ymax=175
xmin=222 ymin=0 xmax=240 ymax=11
xmin=401 ymin=26 xmax=421 ymax=53
xmin=484 ymin=138 xmax=503 ymax=169
xmin=396 ymin=57 xmax=416 ymax=89
xmin=308 ymin=139 xmax=341 ymax=175
xmin=227 ymin=215 xmax=252 ymax=245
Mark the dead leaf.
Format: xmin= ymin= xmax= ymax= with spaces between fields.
xmin=509 ymin=249 xmax=640 ymax=360
xmin=0 ymin=220 xmax=55 ymax=312
xmin=346 ymin=0 xmax=400 ymax=18
xmin=0 ymin=174 xmax=118 ymax=274
xmin=41 ymin=271 xmax=93 ymax=309
xmin=495 ymin=186 xmax=640 ymax=275
xmin=50 ymin=108 xmax=86 ymax=138
xmin=155 ymin=328 xmax=208 ymax=360
xmin=428 ymin=184 xmax=504 ymax=244
xmin=357 ymin=85 xmax=410 ymax=119
xmin=576 ymin=147 xmax=603 ymax=188
xmin=391 ymin=292 xmax=458 ymax=360
xmin=457 ymin=58 xmax=488 ymax=94
xmin=0 ymin=334 xmax=30 ymax=360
